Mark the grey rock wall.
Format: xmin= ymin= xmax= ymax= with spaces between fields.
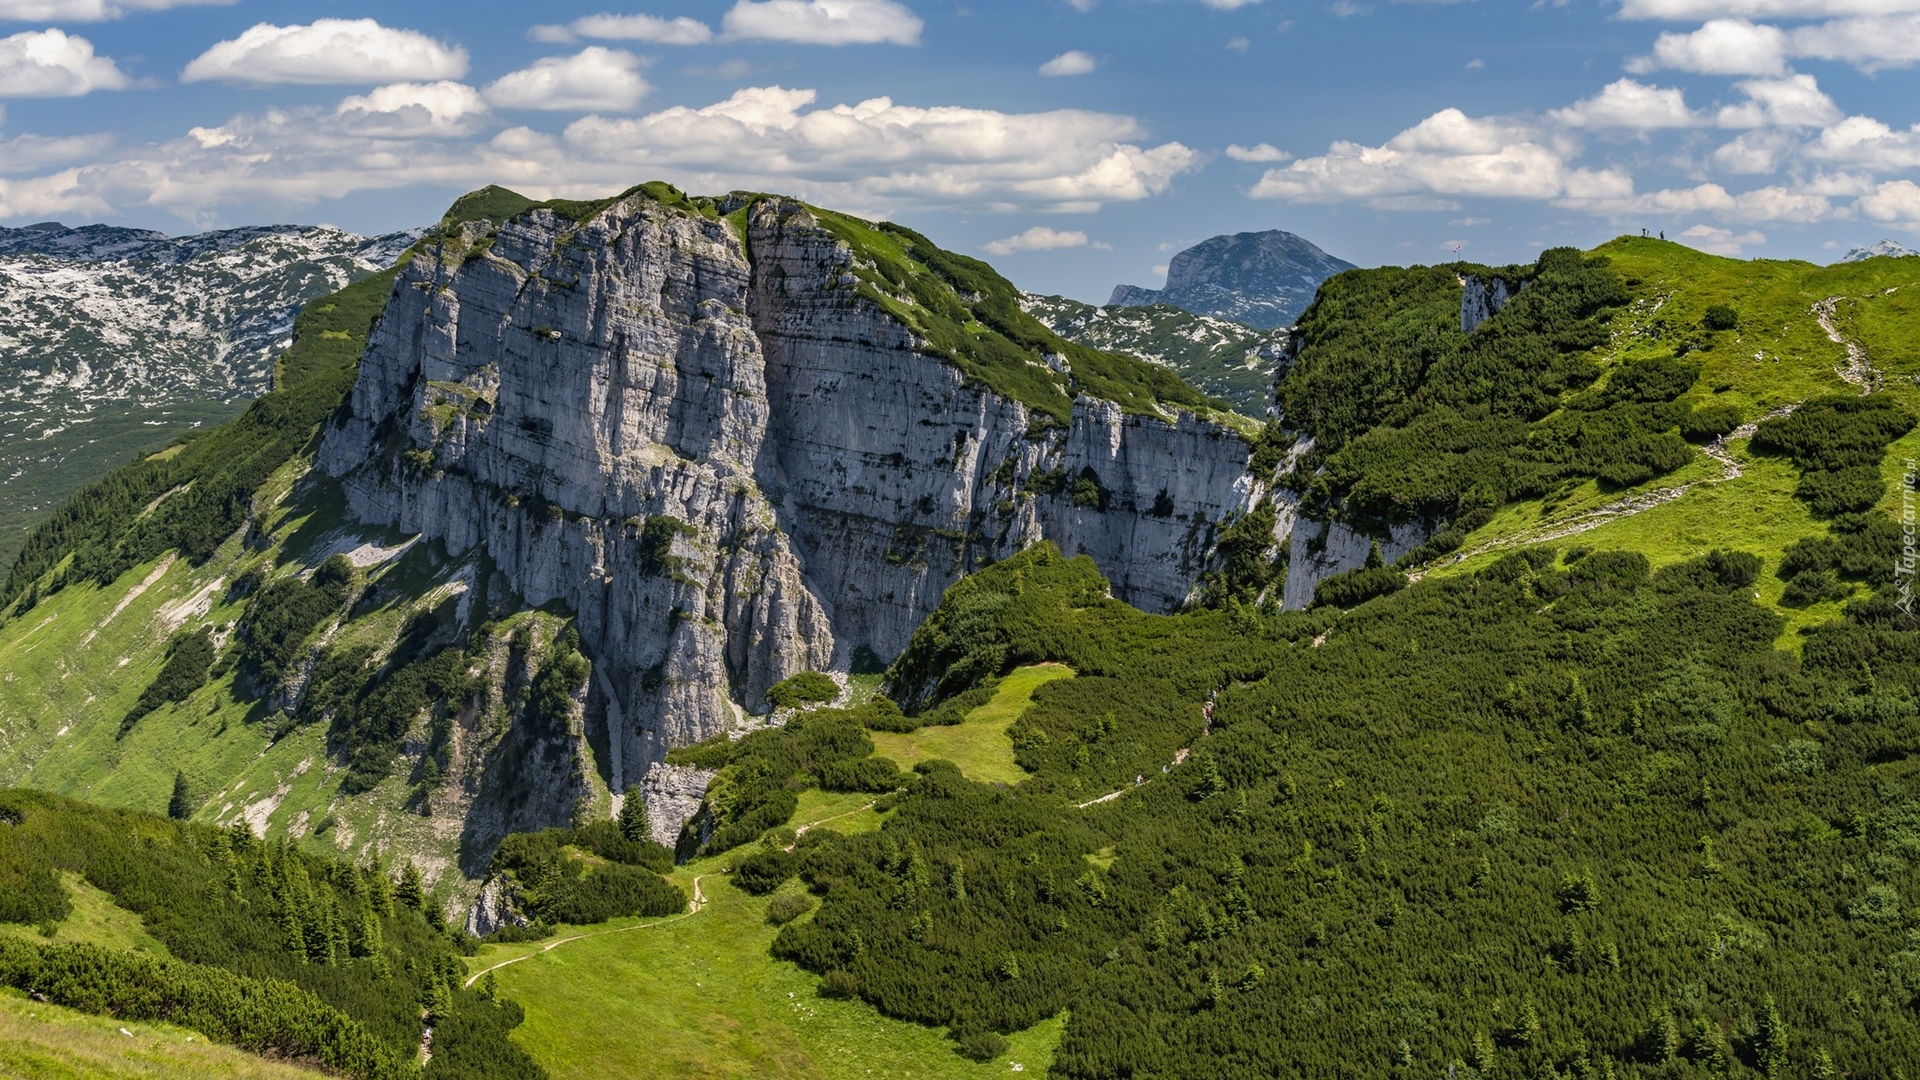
xmin=320 ymin=191 xmax=1253 ymax=781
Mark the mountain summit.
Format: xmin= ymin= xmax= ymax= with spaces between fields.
xmin=1108 ymin=229 xmax=1355 ymax=328
xmin=1839 ymin=237 xmax=1919 ymax=262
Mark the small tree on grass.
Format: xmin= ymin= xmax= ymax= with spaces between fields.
xmin=168 ymin=771 xmax=193 ymax=820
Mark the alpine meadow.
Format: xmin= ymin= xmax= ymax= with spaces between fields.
xmin=1 ymin=172 xmax=1919 ymax=1080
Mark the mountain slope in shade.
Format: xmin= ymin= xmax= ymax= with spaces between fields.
xmin=1108 ymin=229 xmax=1355 ymax=329
xmin=0 ymin=222 xmax=420 ymax=567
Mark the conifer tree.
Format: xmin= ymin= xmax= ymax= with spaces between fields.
xmin=168 ymin=770 xmax=193 ymax=820
xmin=365 ymin=859 xmax=395 ymax=917
xmin=617 ymin=793 xmax=650 ymax=843
xmin=1755 ymin=994 xmax=1788 ymax=1078
xmin=396 ymin=860 xmax=424 ymax=911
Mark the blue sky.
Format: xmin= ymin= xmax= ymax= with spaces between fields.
xmin=1 ymin=0 xmax=1917 ymax=301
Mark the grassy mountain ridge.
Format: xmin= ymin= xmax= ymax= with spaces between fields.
xmin=4 ymin=212 xmax=1920 ymax=1076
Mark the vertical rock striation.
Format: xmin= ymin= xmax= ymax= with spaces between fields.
xmin=320 ymin=190 xmax=1253 ymax=780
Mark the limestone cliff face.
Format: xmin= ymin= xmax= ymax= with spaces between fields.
xmin=319 ymin=192 xmax=1252 ymax=783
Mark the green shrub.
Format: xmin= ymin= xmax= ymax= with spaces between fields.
xmin=120 ymin=627 xmax=215 ymax=737
xmin=955 ymin=1030 xmax=1007 ymax=1061
xmin=1702 ymin=304 xmax=1739 ymax=330
xmin=767 ymin=892 xmax=816 ymax=926
xmin=732 ymin=849 xmax=799 ymax=895
xmin=1312 ymin=565 xmax=1405 ymax=609
xmin=767 ymin=671 xmax=839 ymax=710
xmin=1681 ymin=403 xmax=1743 ymax=442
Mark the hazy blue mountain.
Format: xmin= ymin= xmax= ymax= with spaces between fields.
xmin=1108 ymin=229 xmax=1355 ymax=328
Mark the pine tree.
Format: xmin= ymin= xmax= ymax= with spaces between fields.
xmin=482 ymin=970 xmax=498 ymax=1001
xmin=167 ymin=771 xmax=193 ymax=820
xmin=1206 ymin=968 xmax=1226 ymax=1009
xmin=1365 ymin=540 xmax=1385 ymax=569
xmin=1811 ymin=1047 xmax=1836 ymax=1080
xmin=1567 ymin=674 xmax=1595 ymax=731
xmin=354 ymin=908 xmax=383 ymax=960
xmin=1755 ymin=994 xmax=1788 ymax=1078
xmin=948 ymin=860 xmax=966 ymax=903
xmin=1645 ymin=1010 xmax=1681 ymax=1063
xmin=1471 ymin=1030 xmax=1497 ymax=1073
xmin=366 ymin=859 xmax=395 ymax=917
xmin=1512 ymin=994 xmax=1542 ymax=1047
xmin=618 ymin=793 xmax=650 ymax=843
xmin=396 ymin=860 xmax=424 ymax=911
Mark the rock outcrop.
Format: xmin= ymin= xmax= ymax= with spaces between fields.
xmin=1108 ymin=230 xmax=1355 ymax=329
xmin=319 ymin=191 xmax=1253 ymax=782
xmin=638 ymin=762 xmax=716 ymax=849
xmin=1459 ymin=273 xmax=1518 ymax=333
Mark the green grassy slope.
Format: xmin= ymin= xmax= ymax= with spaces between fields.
xmin=467 ymin=799 xmax=1064 ymax=1080
xmin=0 ymin=989 xmax=334 ymax=1080
xmin=869 ymin=663 xmax=1074 ymax=784
xmin=1423 ymin=240 xmax=1920 ymax=627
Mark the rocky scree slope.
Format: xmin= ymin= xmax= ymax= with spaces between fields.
xmin=1107 ymin=229 xmax=1355 ymax=329
xmin=1021 ymin=293 xmax=1288 ymax=417
xmin=320 ymin=187 xmax=1256 ymax=785
xmin=0 ymin=222 xmax=419 ymax=567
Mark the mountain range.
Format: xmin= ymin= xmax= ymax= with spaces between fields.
xmin=1 ymin=184 xmax=1918 ymax=1079
xmin=1841 ymin=238 xmax=1919 ymax=262
xmin=0 ymin=221 xmax=418 ymax=568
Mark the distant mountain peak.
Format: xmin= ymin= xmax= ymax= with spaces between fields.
xmin=1107 ymin=229 xmax=1355 ymax=329
xmin=1839 ymin=238 xmax=1919 ymax=263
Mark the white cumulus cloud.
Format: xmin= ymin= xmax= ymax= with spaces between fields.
xmin=562 ymin=87 xmax=1195 ymax=210
xmin=1679 ymin=222 xmax=1767 ymax=254
xmin=1039 ymin=50 xmax=1095 ymax=75
xmin=1715 ymin=74 xmax=1841 ymax=128
xmin=531 ymin=13 xmax=714 ymax=45
xmin=1790 ymin=14 xmax=1920 ymax=70
xmin=337 ymin=81 xmax=489 ymax=136
xmin=15 ymin=85 xmax=1196 ymax=221
xmin=721 ymin=0 xmax=922 ymax=45
xmin=1551 ymin=79 xmax=1701 ymax=129
xmin=1250 ymin=108 xmax=1624 ymax=207
xmin=182 ymin=19 xmax=469 ymax=85
xmin=0 ymin=28 xmax=127 ymax=96
xmin=983 ymin=226 xmax=1109 ymax=254
xmin=1858 ymin=178 xmax=1920 ymax=223
xmin=1225 ymin=142 xmax=1289 ymax=161
xmin=0 ymin=0 xmax=230 ymax=21
xmin=1562 ymin=181 xmax=1833 ymax=222
xmin=1807 ymin=114 xmax=1920 ymax=169
xmin=485 ymin=48 xmax=649 ymax=112
xmin=1619 ymin=0 xmax=1920 ymax=18
xmin=1629 ymin=19 xmax=1787 ymax=75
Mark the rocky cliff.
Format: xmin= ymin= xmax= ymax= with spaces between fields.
xmin=319 ymin=189 xmax=1253 ymax=785
xmin=1108 ymin=229 xmax=1355 ymax=329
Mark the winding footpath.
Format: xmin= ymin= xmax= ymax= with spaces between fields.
xmin=1813 ymin=296 xmax=1882 ymax=394
xmin=461 ymin=874 xmax=711 ymax=989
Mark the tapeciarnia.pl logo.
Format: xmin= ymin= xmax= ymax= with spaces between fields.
xmin=1899 ymin=458 xmax=1917 ymax=619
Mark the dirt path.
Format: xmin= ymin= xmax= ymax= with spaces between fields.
xmin=1409 ymin=402 xmax=1806 ymax=578
xmin=1813 ymin=296 xmax=1881 ymax=393
xmin=783 ymin=801 xmax=879 ymax=851
xmin=461 ymin=874 xmax=711 ymax=989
